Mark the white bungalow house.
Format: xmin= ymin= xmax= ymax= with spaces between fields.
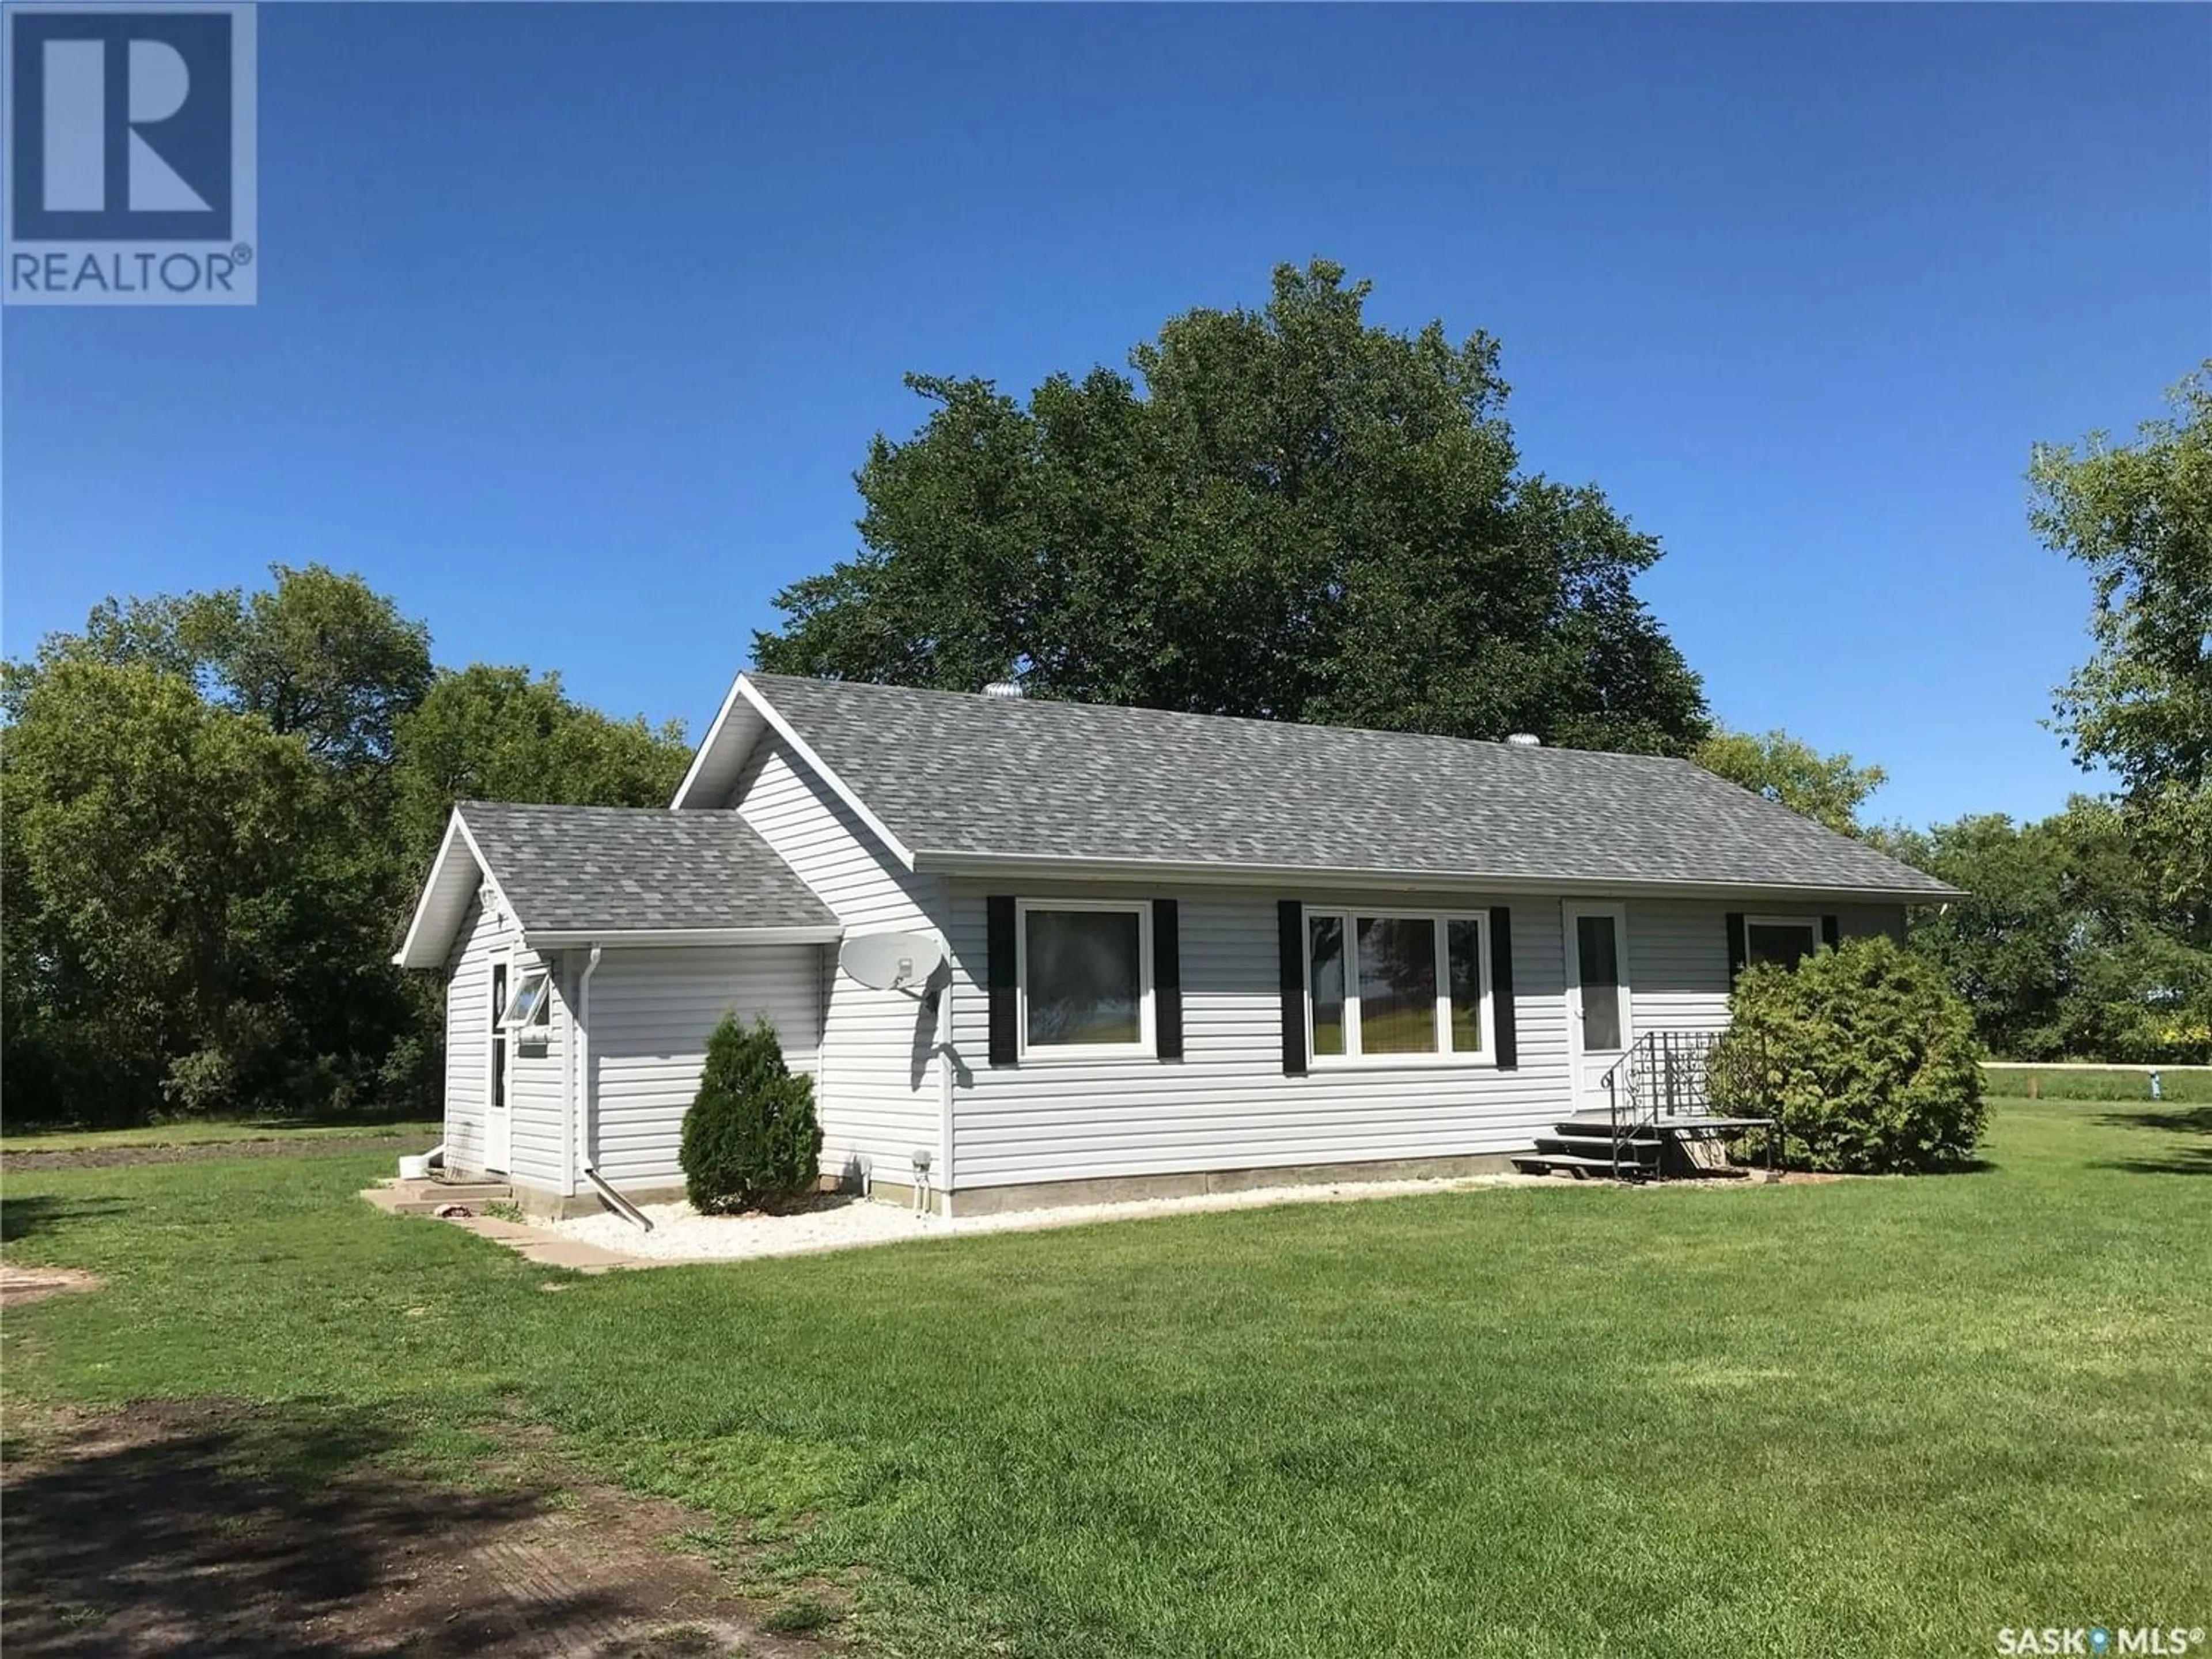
xmin=395 ymin=673 xmax=1957 ymax=1215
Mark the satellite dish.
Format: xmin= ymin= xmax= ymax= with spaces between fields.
xmin=839 ymin=931 xmax=945 ymax=993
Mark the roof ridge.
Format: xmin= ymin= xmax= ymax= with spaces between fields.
xmin=743 ymin=673 xmax=1694 ymax=767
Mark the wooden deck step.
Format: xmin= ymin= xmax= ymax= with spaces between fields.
xmin=1556 ymin=1114 xmax=1774 ymax=1136
xmin=1510 ymin=1152 xmax=1645 ymax=1180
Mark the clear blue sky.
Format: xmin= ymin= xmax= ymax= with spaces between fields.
xmin=5 ymin=3 xmax=2206 ymax=828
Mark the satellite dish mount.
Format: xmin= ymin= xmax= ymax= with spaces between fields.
xmin=838 ymin=931 xmax=946 ymax=997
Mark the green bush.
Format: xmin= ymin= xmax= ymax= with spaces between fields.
xmin=679 ymin=1013 xmax=823 ymax=1213
xmin=1710 ymin=935 xmax=1986 ymax=1173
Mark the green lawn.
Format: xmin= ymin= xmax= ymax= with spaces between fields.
xmin=5 ymin=1097 xmax=2208 ymax=1657
xmin=0 ymin=1116 xmax=441 ymax=1152
xmin=1980 ymin=1064 xmax=2212 ymax=1103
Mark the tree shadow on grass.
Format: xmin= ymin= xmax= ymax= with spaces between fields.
xmin=1 ymin=1193 xmax=129 ymax=1245
xmin=1 ymin=1399 xmax=764 ymax=1658
xmin=2091 ymin=1105 xmax=2212 ymax=1176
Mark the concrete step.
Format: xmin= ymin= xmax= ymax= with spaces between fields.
xmin=362 ymin=1177 xmax=515 ymax=1217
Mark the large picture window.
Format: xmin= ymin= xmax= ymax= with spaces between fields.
xmin=1018 ymin=900 xmax=1152 ymax=1056
xmin=1304 ymin=909 xmax=1491 ymax=1065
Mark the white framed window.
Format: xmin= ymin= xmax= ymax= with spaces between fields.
xmin=1304 ymin=908 xmax=1492 ymax=1066
xmin=1745 ymin=915 xmax=1821 ymax=969
xmin=499 ymin=966 xmax=551 ymax=1031
xmin=1016 ymin=899 xmax=1153 ymax=1059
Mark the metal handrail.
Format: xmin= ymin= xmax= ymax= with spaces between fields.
xmin=1603 ymin=1038 xmax=1656 ymax=1179
xmin=1602 ymin=1029 xmax=1777 ymax=1181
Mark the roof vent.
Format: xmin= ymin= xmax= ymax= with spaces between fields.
xmin=983 ymin=680 xmax=1025 ymax=700
xmin=1506 ymin=733 xmax=1541 ymax=747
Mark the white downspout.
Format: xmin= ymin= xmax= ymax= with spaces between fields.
xmin=573 ymin=943 xmax=650 ymax=1232
xmin=559 ymin=955 xmax=577 ymax=1197
xmin=935 ymin=963 xmax=955 ymax=1219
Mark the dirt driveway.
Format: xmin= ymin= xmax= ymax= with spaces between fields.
xmin=1 ymin=1134 xmax=426 ymax=1173
xmin=1 ymin=1400 xmax=836 ymax=1658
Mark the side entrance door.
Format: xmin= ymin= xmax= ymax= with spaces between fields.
xmin=486 ymin=955 xmax=513 ymax=1172
xmin=1563 ymin=903 xmax=1632 ymax=1119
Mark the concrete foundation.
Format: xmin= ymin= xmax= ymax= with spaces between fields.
xmin=506 ymin=1172 xmax=925 ymax=1221
xmin=474 ymin=1153 xmax=1520 ymax=1223
xmin=942 ymin=1151 xmax=1522 ymax=1218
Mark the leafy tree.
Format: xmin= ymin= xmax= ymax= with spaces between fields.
xmin=679 ymin=1013 xmax=823 ymax=1213
xmin=1880 ymin=801 xmax=2211 ymax=1062
xmin=1692 ymin=727 xmax=1887 ymax=836
xmin=1710 ymin=935 xmax=1986 ymax=1173
xmin=757 ymin=260 xmax=1710 ymax=755
xmin=389 ymin=665 xmax=692 ymax=868
xmin=195 ymin=566 xmax=434 ymax=768
xmin=2034 ymin=368 xmax=2212 ymax=923
xmin=5 ymin=563 xmax=433 ymax=769
xmin=4 ymin=572 xmax=688 ymax=1127
xmin=1 ymin=661 xmax=359 ymax=1122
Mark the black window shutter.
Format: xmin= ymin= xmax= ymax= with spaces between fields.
xmin=1821 ymin=914 xmax=1841 ymax=952
xmin=1277 ymin=900 xmax=1306 ymax=1076
xmin=1726 ymin=912 xmax=1747 ymax=986
xmin=1487 ymin=906 xmax=1517 ymax=1070
xmin=987 ymin=896 xmax=1017 ymax=1067
xmin=1153 ymin=899 xmax=1183 ymax=1060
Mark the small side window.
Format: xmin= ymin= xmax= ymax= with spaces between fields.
xmin=1745 ymin=917 xmax=1820 ymax=970
xmin=501 ymin=968 xmax=551 ymax=1030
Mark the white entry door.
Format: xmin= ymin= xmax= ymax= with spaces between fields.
xmin=486 ymin=955 xmax=513 ymax=1172
xmin=1563 ymin=903 xmax=1632 ymax=1119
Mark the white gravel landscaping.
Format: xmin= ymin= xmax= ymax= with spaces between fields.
xmin=540 ymin=1172 xmax=1543 ymax=1264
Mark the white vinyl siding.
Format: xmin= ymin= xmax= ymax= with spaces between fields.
xmin=945 ymin=882 xmax=1573 ymax=1192
xmin=1627 ymin=900 xmax=1909 ymax=1037
xmin=442 ymin=897 xmax=497 ymax=1176
xmin=585 ymin=944 xmax=826 ymax=1191
xmin=1625 ymin=900 xmax=1734 ymax=1037
xmin=506 ymin=946 xmax=569 ymax=1192
xmin=947 ymin=886 xmax=1915 ymax=1193
xmin=733 ymin=733 xmax=946 ymax=1183
xmin=441 ymin=897 xmax=567 ymax=1191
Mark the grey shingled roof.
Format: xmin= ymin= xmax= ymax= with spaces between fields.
xmin=746 ymin=675 xmax=1957 ymax=897
xmin=458 ymin=802 xmax=836 ymax=933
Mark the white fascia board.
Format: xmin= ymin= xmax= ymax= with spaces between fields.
xmin=392 ymin=812 xmax=495 ymax=969
xmin=524 ymin=926 xmax=846 ymax=950
xmin=669 ymin=669 xmax=752 ymax=810
xmin=733 ymin=675 xmax=920 ymax=870
xmin=910 ymin=850 xmax=1959 ymax=905
xmin=450 ymin=812 xmax=528 ymax=934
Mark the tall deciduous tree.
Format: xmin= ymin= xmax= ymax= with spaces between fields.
xmin=4 ymin=573 xmax=690 ymax=1127
xmin=5 ymin=563 xmax=434 ymax=768
xmin=3 ymin=661 xmax=357 ymax=1119
xmin=2034 ymin=367 xmax=2212 ymax=925
xmin=757 ymin=260 xmax=1710 ymax=755
xmin=389 ymin=666 xmax=692 ymax=868
xmin=1692 ymin=728 xmax=1888 ymax=836
xmin=1879 ymin=802 xmax=2211 ymax=1062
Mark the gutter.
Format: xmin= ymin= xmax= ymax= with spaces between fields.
xmin=907 ymin=850 xmax=1960 ymax=906
xmin=528 ymin=925 xmax=843 ymax=950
